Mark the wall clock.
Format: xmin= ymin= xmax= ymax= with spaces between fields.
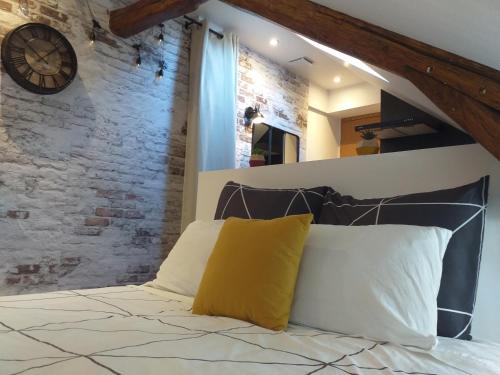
xmin=1 ymin=23 xmax=77 ymax=95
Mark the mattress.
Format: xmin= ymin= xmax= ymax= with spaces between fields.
xmin=1 ymin=285 xmax=499 ymax=375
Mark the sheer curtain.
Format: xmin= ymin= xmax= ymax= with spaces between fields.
xmin=181 ymin=22 xmax=239 ymax=230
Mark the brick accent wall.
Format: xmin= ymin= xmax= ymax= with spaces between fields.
xmin=236 ymin=46 xmax=309 ymax=168
xmin=0 ymin=0 xmax=190 ymax=294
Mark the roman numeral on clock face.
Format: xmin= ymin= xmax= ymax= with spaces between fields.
xmin=10 ymin=45 xmax=25 ymax=54
xmin=11 ymin=55 xmax=27 ymax=67
xmin=23 ymin=67 xmax=34 ymax=81
xmin=39 ymin=74 xmax=46 ymax=88
xmin=30 ymin=27 xmax=40 ymax=39
xmin=58 ymin=70 xmax=70 ymax=81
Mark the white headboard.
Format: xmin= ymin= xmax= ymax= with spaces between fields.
xmin=196 ymin=144 xmax=500 ymax=342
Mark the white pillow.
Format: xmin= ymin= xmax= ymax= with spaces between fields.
xmin=149 ymin=220 xmax=224 ymax=296
xmin=290 ymin=224 xmax=452 ymax=350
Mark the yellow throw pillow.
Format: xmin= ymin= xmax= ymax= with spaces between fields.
xmin=192 ymin=214 xmax=313 ymax=331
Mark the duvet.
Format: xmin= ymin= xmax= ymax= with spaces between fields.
xmin=1 ymin=285 xmax=499 ymax=375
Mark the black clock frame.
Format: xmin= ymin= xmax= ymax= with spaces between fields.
xmin=1 ymin=23 xmax=78 ymax=95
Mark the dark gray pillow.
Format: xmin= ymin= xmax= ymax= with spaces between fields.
xmin=214 ymin=181 xmax=329 ymax=223
xmin=319 ymin=176 xmax=489 ymax=340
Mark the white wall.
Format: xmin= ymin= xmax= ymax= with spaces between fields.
xmin=197 ymin=144 xmax=500 ymax=343
xmin=308 ymin=83 xmax=330 ymax=113
xmin=0 ymin=2 xmax=189 ymax=294
xmin=307 ymin=83 xmax=341 ymax=161
xmin=307 ymin=111 xmax=341 ymax=161
xmin=328 ymin=82 xmax=380 ymax=114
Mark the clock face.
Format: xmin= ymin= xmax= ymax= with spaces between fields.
xmin=1 ymin=23 xmax=77 ymax=95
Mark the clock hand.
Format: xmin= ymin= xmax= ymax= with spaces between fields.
xmin=34 ymin=46 xmax=59 ymax=63
xmin=26 ymin=44 xmax=49 ymax=64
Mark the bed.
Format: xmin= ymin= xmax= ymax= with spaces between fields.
xmin=1 ymin=285 xmax=500 ymax=375
xmin=2 ymin=144 xmax=499 ymax=375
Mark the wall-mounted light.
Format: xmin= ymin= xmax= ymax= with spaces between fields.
xmin=133 ymin=44 xmax=142 ymax=67
xmin=157 ymin=24 xmax=165 ymax=44
xmin=244 ymin=105 xmax=265 ymax=126
xmin=157 ymin=60 xmax=167 ymax=79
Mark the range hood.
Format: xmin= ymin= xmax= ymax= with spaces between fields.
xmin=355 ymin=117 xmax=438 ymax=139
xmin=354 ymin=91 xmax=474 ymax=153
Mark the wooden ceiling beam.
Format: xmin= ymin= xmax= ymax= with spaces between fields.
xmin=109 ymin=0 xmax=209 ymax=38
xmin=109 ymin=0 xmax=500 ymax=159
xmin=221 ymin=0 xmax=500 ymax=112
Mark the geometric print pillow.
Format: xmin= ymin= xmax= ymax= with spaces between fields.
xmin=319 ymin=176 xmax=489 ymax=341
xmin=214 ymin=181 xmax=329 ymax=223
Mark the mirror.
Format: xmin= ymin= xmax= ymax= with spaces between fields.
xmin=251 ymin=123 xmax=299 ymax=166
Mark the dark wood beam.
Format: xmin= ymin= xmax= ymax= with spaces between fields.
xmin=221 ymin=0 xmax=499 ymax=112
xmin=109 ymin=0 xmax=209 ymax=38
xmin=109 ymin=0 xmax=500 ymax=159
xmin=405 ymin=67 xmax=500 ymax=156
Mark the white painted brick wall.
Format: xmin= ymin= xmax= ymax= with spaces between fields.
xmin=236 ymin=45 xmax=309 ymax=168
xmin=0 ymin=0 xmax=190 ymax=294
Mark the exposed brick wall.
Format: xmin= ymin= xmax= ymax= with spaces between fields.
xmin=236 ymin=46 xmax=309 ymax=168
xmin=0 ymin=0 xmax=190 ymax=294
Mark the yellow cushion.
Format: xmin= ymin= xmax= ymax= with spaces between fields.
xmin=192 ymin=214 xmax=313 ymax=331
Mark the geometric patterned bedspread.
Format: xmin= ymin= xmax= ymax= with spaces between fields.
xmin=1 ymin=286 xmax=499 ymax=375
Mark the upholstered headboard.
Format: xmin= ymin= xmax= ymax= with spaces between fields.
xmin=196 ymin=144 xmax=500 ymax=342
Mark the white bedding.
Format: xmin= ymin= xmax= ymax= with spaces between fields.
xmin=1 ymin=285 xmax=499 ymax=375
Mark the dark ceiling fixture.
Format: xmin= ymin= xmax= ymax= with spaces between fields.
xmin=244 ymin=105 xmax=265 ymax=127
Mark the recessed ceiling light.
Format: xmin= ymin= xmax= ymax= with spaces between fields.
xmin=343 ymin=61 xmax=350 ymax=68
xmin=269 ymin=38 xmax=279 ymax=47
xmin=333 ymin=76 xmax=342 ymax=84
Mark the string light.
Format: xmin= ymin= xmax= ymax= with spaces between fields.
xmin=156 ymin=23 xmax=166 ymax=79
xmin=133 ymin=44 xmax=142 ymax=67
xmin=89 ymin=19 xmax=101 ymax=45
xmin=85 ymin=0 xmax=102 ymax=45
xmin=157 ymin=24 xmax=165 ymax=44
xmin=157 ymin=60 xmax=166 ymax=79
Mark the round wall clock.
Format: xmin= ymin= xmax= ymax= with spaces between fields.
xmin=1 ymin=23 xmax=77 ymax=95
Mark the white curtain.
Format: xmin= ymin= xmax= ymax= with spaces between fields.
xmin=181 ymin=22 xmax=239 ymax=231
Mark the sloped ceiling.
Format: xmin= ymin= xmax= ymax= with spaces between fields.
xmin=309 ymin=0 xmax=500 ymax=129
xmin=110 ymin=0 xmax=499 ymax=137
xmin=311 ymin=0 xmax=500 ymax=71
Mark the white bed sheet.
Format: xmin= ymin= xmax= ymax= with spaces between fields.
xmin=0 ymin=285 xmax=498 ymax=375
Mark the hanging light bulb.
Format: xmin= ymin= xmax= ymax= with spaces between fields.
xmin=133 ymin=44 xmax=142 ymax=67
xmin=157 ymin=24 xmax=165 ymax=44
xmin=89 ymin=19 xmax=101 ymax=45
xmin=89 ymin=29 xmax=96 ymax=45
xmin=157 ymin=60 xmax=166 ymax=79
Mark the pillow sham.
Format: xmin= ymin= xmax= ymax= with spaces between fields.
xmin=290 ymin=224 xmax=452 ymax=350
xmin=193 ymin=215 xmax=313 ymax=331
xmin=214 ymin=181 xmax=328 ymax=223
xmin=319 ymin=176 xmax=489 ymax=340
xmin=149 ymin=220 xmax=225 ymax=296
